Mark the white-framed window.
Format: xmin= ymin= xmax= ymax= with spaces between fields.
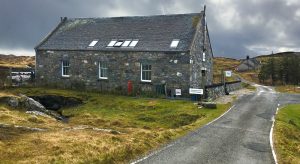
xmin=99 ymin=61 xmax=108 ymax=79
xmin=170 ymin=39 xmax=180 ymax=48
xmin=88 ymin=40 xmax=98 ymax=47
xmin=141 ymin=63 xmax=151 ymax=82
xmin=62 ymin=60 xmax=70 ymax=77
xmin=203 ymin=52 xmax=206 ymax=61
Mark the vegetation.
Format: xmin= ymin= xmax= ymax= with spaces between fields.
xmin=258 ymin=56 xmax=300 ymax=86
xmin=0 ymin=54 xmax=35 ymax=68
xmin=241 ymin=82 xmax=256 ymax=91
xmin=274 ymin=104 xmax=300 ymax=164
xmin=0 ymin=87 xmax=231 ymax=163
xmin=275 ymin=85 xmax=300 ymax=94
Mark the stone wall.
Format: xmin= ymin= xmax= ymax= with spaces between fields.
xmin=35 ymin=50 xmax=192 ymax=97
xmin=189 ymin=15 xmax=213 ymax=89
xmin=205 ymin=81 xmax=242 ymax=100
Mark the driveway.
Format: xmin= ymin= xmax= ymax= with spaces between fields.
xmin=133 ymin=85 xmax=300 ymax=164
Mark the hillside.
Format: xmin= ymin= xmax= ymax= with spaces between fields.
xmin=0 ymin=54 xmax=35 ymax=68
xmin=213 ymin=57 xmax=241 ymax=83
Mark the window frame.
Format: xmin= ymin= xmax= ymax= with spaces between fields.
xmin=140 ymin=63 xmax=152 ymax=82
xmin=203 ymin=52 xmax=206 ymax=62
xmin=99 ymin=61 xmax=108 ymax=79
xmin=61 ymin=60 xmax=70 ymax=77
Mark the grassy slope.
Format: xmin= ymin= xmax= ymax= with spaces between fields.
xmin=0 ymin=54 xmax=35 ymax=68
xmin=0 ymin=88 xmax=231 ymax=163
xmin=274 ymin=104 xmax=300 ymax=164
xmin=213 ymin=57 xmax=241 ymax=83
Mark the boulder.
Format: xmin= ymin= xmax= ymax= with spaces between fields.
xmin=199 ymin=102 xmax=217 ymax=109
xmin=7 ymin=97 xmax=19 ymax=107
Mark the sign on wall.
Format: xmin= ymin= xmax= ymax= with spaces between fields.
xmin=175 ymin=89 xmax=181 ymax=96
xmin=189 ymin=88 xmax=203 ymax=95
xmin=225 ymin=71 xmax=232 ymax=77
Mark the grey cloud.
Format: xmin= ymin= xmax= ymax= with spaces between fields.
xmin=0 ymin=0 xmax=299 ymax=58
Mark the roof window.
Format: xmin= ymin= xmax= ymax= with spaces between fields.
xmin=114 ymin=40 xmax=124 ymax=47
xmin=122 ymin=40 xmax=132 ymax=47
xmin=129 ymin=40 xmax=139 ymax=47
xmin=107 ymin=39 xmax=139 ymax=48
xmin=170 ymin=39 xmax=180 ymax=48
xmin=88 ymin=40 xmax=98 ymax=47
xmin=107 ymin=40 xmax=117 ymax=47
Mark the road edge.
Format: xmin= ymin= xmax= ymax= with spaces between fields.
xmin=270 ymin=103 xmax=279 ymax=164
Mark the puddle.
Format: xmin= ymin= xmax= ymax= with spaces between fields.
xmin=244 ymin=142 xmax=270 ymax=152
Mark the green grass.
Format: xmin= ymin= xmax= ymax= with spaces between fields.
xmin=241 ymin=82 xmax=256 ymax=91
xmin=0 ymin=87 xmax=231 ymax=163
xmin=274 ymin=104 xmax=300 ymax=164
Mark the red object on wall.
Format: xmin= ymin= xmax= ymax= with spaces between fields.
xmin=127 ymin=80 xmax=133 ymax=95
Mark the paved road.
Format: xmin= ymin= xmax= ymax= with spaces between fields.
xmin=133 ymin=85 xmax=300 ymax=164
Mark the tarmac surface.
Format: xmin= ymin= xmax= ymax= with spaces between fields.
xmin=133 ymin=85 xmax=300 ymax=164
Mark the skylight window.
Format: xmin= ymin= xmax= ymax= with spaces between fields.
xmin=129 ymin=40 xmax=139 ymax=47
xmin=170 ymin=39 xmax=180 ymax=48
xmin=122 ymin=40 xmax=132 ymax=47
xmin=107 ymin=39 xmax=139 ymax=48
xmin=114 ymin=40 xmax=124 ymax=47
xmin=88 ymin=40 xmax=98 ymax=47
xmin=107 ymin=40 xmax=117 ymax=47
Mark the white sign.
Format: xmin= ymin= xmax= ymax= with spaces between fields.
xmin=189 ymin=88 xmax=203 ymax=95
xmin=225 ymin=71 xmax=232 ymax=77
xmin=175 ymin=89 xmax=181 ymax=96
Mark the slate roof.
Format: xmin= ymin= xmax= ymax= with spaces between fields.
xmin=36 ymin=13 xmax=203 ymax=52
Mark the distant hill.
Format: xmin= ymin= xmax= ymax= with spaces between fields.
xmin=0 ymin=54 xmax=35 ymax=68
xmin=213 ymin=57 xmax=241 ymax=83
xmin=256 ymin=51 xmax=300 ymax=58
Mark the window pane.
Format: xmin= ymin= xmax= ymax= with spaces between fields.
xmin=88 ymin=40 xmax=98 ymax=47
xmin=142 ymin=71 xmax=145 ymax=80
xmin=148 ymin=71 xmax=151 ymax=80
xmin=122 ymin=40 xmax=131 ymax=47
xmin=107 ymin=40 xmax=117 ymax=47
xmin=114 ymin=40 xmax=124 ymax=47
xmin=129 ymin=40 xmax=139 ymax=47
xmin=170 ymin=39 xmax=180 ymax=48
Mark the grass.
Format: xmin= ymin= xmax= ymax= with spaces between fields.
xmin=274 ymin=104 xmax=300 ymax=164
xmin=275 ymin=85 xmax=300 ymax=94
xmin=0 ymin=87 xmax=232 ymax=163
xmin=241 ymin=82 xmax=256 ymax=91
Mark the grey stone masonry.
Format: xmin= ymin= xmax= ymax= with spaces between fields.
xmin=36 ymin=50 xmax=193 ymax=97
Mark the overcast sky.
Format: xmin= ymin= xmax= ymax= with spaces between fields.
xmin=1 ymin=0 xmax=300 ymax=58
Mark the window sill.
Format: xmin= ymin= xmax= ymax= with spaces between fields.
xmin=99 ymin=77 xmax=108 ymax=80
xmin=62 ymin=75 xmax=70 ymax=78
xmin=140 ymin=80 xmax=152 ymax=84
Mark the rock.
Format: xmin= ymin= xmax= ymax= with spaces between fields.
xmin=199 ymin=102 xmax=217 ymax=109
xmin=7 ymin=97 xmax=19 ymax=107
xmin=20 ymin=94 xmax=46 ymax=111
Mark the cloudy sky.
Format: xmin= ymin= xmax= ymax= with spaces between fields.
xmin=1 ymin=0 xmax=300 ymax=58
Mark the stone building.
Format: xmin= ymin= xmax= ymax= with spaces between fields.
xmin=236 ymin=57 xmax=261 ymax=72
xmin=35 ymin=8 xmax=213 ymax=97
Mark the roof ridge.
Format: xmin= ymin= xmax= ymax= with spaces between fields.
xmin=67 ymin=12 xmax=202 ymax=20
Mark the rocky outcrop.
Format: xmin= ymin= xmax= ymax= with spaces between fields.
xmin=7 ymin=94 xmax=66 ymax=121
